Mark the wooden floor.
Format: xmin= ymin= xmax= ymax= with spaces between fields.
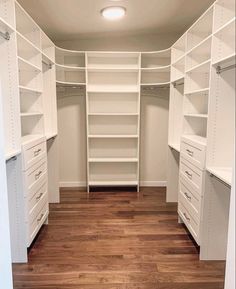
xmin=13 ymin=187 xmax=225 ymax=289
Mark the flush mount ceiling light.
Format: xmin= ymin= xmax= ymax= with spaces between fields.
xmin=101 ymin=6 xmax=126 ymax=21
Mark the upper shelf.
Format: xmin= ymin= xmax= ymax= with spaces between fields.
xmin=141 ymin=49 xmax=171 ymax=68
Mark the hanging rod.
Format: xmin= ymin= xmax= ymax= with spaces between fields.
xmin=141 ymin=85 xmax=170 ymax=90
xmin=173 ymin=81 xmax=184 ymax=87
xmin=0 ymin=30 xmax=10 ymax=41
xmin=216 ymin=64 xmax=236 ymax=74
xmin=209 ymin=173 xmax=231 ymax=188
xmin=42 ymin=60 xmax=53 ymax=69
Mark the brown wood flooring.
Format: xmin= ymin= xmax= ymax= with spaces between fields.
xmin=13 ymin=187 xmax=225 ymax=289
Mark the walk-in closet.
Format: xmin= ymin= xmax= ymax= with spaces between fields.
xmin=0 ymin=0 xmax=235 ymax=288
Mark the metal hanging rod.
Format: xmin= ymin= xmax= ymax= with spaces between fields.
xmin=42 ymin=60 xmax=53 ymax=69
xmin=216 ymin=64 xmax=236 ymax=74
xmin=142 ymin=85 xmax=170 ymax=90
xmin=173 ymin=81 xmax=184 ymax=87
xmin=209 ymin=173 xmax=231 ymax=188
xmin=56 ymin=84 xmax=85 ymax=88
xmin=0 ymin=30 xmax=10 ymax=41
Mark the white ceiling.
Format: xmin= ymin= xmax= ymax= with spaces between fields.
xmin=17 ymin=0 xmax=215 ymax=41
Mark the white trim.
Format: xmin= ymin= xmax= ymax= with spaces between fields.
xmin=59 ymin=181 xmax=167 ymax=188
xmin=59 ymin=181 xmax=87 ymax=188
xmin=140 ymin=181 xmax=167 ymax=187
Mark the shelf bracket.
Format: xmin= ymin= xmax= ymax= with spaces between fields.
xmin=0 ymin=31 xmax=10 ymax=41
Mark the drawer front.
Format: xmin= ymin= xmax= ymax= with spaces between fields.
xmin=28 ymin=202 xmax=48 ymax=247
xmin=180 ymin=158 xmax=203 ymax=195
xmin=179 ymin=179 xmax=201 ymax=222
xmin=23 ymin=158 xmax=47 ymax=194
xmin=178 ymin=202 xmax=200 ymax=245
xmin=23 ymin=141 xmax=46 ymax=171
xmin=181 ymin=140 xmax=206 ymax=169
xmin=28 ymin=181 xmax=48 ymax=222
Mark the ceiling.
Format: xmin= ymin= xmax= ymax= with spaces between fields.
xmin=17 ymin=0 xmax=215 ymax=41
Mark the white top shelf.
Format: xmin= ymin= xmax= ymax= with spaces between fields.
xmin=18 ymin=56 xmax=41 ymax=72
xmin=207 ymin=167 xmax=232 ymax=186
xmin=182 ymin=134 xmax=207 ymax=146
xmin=88 ymin=113 xmax=139 ymax=116
xmin=0 ymin=16 xmax=15 ymax=34
xmin=21 ymin=134 xmax=45 ymax=146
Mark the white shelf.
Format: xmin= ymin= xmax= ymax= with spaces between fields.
xmin=182 ymin=134 xmax=207 ymax=146
xmin=184 ymin=114 xmax=208 ymax=118
xmin=185 ymin=59 xmax=211 ymax=74
xmin=207 ymin=167 xmax=232 ymax=186
xmin=141 ymin=65 xmax=171 ymax=71
xmin=21 ymin=134 xmax=44 ymax=145
xmin=19 ymin=85 xmax=42 ymax=94
xmin=56 ymin=63 xmax=85 ymax=70
xmin=88 ymin=113 xmax=138 ymax=116
xmin=56 ymin=80 xmax=86 ymax=86
xmin=18 ymin=56 xmax=41 ymax=72
xmin=141 ymin=82 xmax=170 ymax=87
xmin=5 ymin=149 xmax=22 ymax=161
xmin=87 ymin=85 xmax=139 ymax=93
xmin=46 ymin=133 xmax=58 ymax=140
xmin=185 ymin=88 xmax=209 ymax=95
xmin=88 ymin=181 xmax=138 ymax=186
xmin=0 ymin=16 xmax=15 ymax=34
xmin=88 ymin=135 xmax=139 ymax=139
xmin=88 ymin=67 xmax=139 ymax=72
xmin=20 ymin=112 xmax=43 ymax=117
xmin=168 ymin=143 xmax=180 ymax=153
xmin=89 ymin=158 xmax=138 ymax=163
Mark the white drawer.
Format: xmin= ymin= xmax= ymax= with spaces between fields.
xmin=28 ymin=181 xmax=48 ymax=222
xmin=23 ymin=158 xmax=47 ymax=196
xmin=179 ymin=179 xmax=202 ymax=222
xmin=178 ymin=202 xmax=200 ymax=245
xmin=181 ymin=139 xmax=206 ymax=169
xmin=27 ymin=202 xmax=48 ymax=247
xmin=22 ymin=139 xmax=46 ymax=171
xmin=180 ymin=157 xmax=204 ymax=195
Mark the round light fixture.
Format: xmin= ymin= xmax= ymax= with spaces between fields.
xmin=101 ymin=6 xmax=126 ymax=21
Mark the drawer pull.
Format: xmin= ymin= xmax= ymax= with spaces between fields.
xmin=37 ymin=213 xmax=44 ymax=223
xmin=35 ymin=170 xmax=43 ymax=180
xmin=186 ymin=149 xmax=194 ymax=157
xmin=184 ymin=192 xmax=192 ymax=201
xmin=34 ymin=148 xmax=42 ymax=157
xmin=185 ymin=170 xmax=192 ymax=179
xmin=36 ymin=192 xmax=44 ymax=201
xmin=183 ymin=212 xmax=190 ymax=222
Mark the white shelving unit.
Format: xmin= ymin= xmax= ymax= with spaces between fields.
xmin=86 ymin=52 xmax=141 ymax=191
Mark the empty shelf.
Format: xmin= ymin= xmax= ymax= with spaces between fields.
xmin=207 ymin=167 xmax=232 ymax=186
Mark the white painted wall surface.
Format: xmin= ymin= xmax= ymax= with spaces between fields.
xmin=0 ymin=82 xmax=13 ymax=289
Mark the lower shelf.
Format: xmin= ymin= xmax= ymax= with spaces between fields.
xmin=88 ymin=181 xmax=138 ymax=186
xmin=206 ymin=166 xmax=232 ymax=186
xmin=89 ymin=158 xmax=138 ymax=163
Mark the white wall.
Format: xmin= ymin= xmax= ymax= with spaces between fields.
xmin=57 ymin=33 xmax=175 ymax=187
xmin=0 ymin=82 xmax=13 ymax=289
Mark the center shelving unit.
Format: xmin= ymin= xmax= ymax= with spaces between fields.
xmin=86 ymin=52 xmax=141 ymax=191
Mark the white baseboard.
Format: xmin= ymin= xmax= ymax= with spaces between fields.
xmin=60 ymin=181 xmax=167 ymax=188
xmin=59 ymin=181 xmax=87 ymax=188
xmin=139 ymin=181 xmax=167 ymax=187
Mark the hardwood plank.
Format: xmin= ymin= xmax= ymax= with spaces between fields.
xmin=13 ymin=187 xmax=225 ymax=289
